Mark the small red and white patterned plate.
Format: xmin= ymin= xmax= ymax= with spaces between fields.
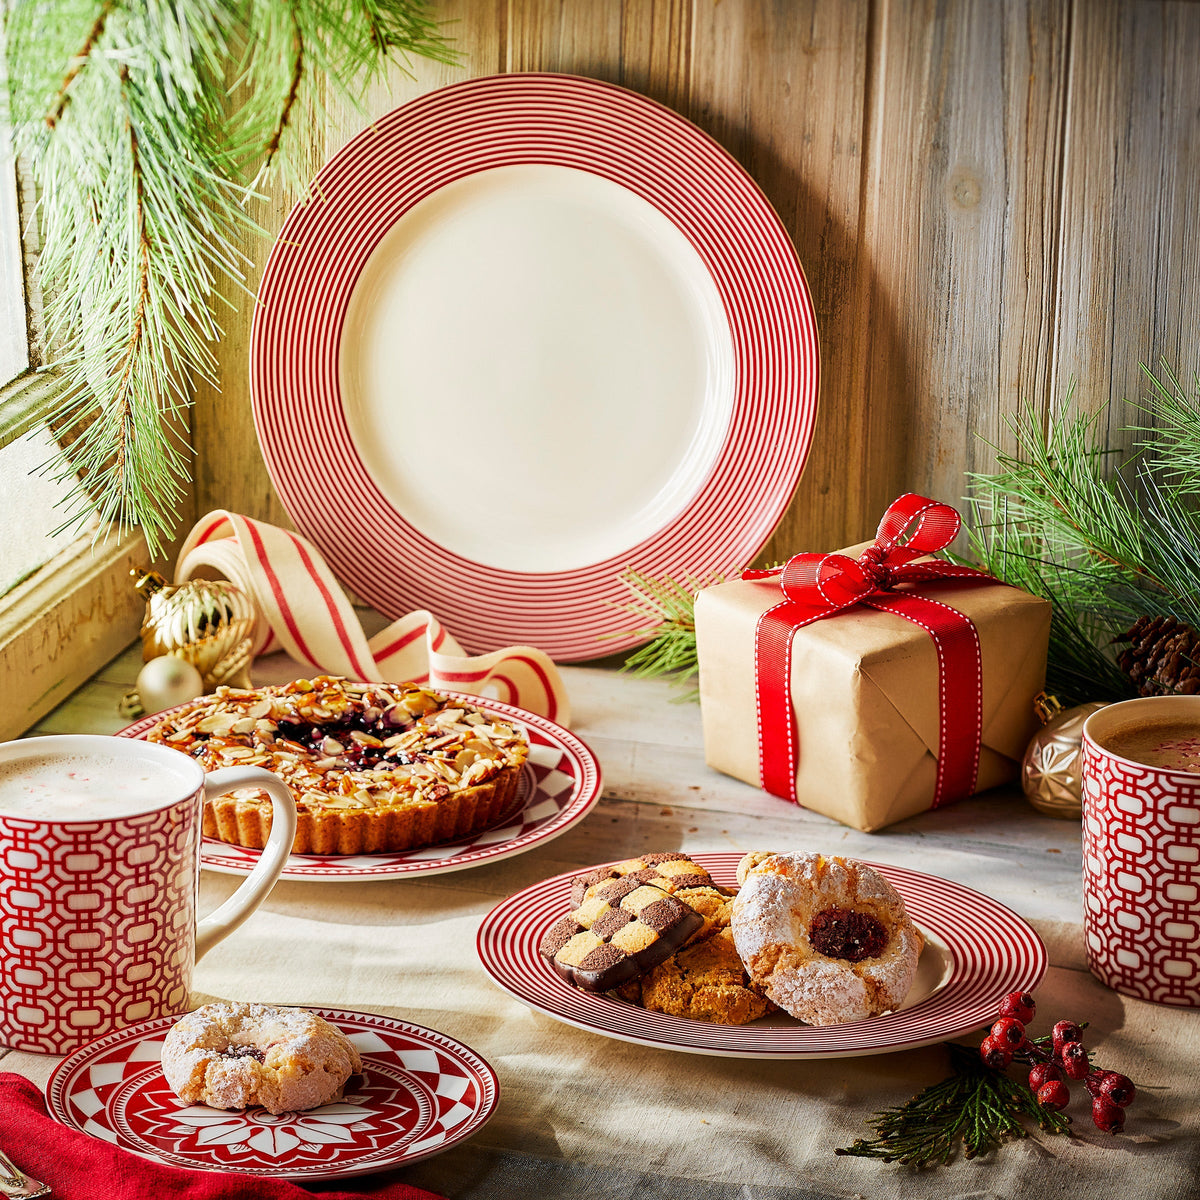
xmin=118 ymin=694 xmax=601 ymax=881
xmin=46 ymin=1008 xmax=498 ymax=1179
xmin=477 ymin=853 xmax=1047 ymax=1059
xmin=250 ymin=73 xmax=819 ymax=660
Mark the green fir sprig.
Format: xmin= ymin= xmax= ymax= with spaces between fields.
xmin=967 ymin=363 xmax=1200 ymax=705
xmin=611 ymin=568 xmax=724 ymax=697
xmin=836 ymin=1042 xmax=1073 ymax=1166
xmin=4 ymin=0 xmax=456 ymax=555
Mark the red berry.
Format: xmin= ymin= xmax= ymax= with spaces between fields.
xmin=1099 ymin=1073 xmax=1136 ymax=1107
xmin=1085 ymin=1072 xmax=1105 ymax=1098
xmin=980 ymin=1035 xmax=1013 ymax=1070
xmin=1061 ymin=1041 xmax=1090 ymax=1080
xmin=1029 ymin=1062 xmax=1064 ymax=1091
xmin=998 ymin=991 xmax=1036 ymax=1024
xmin=1052 ymin=1019 xmax=1084 ymax=1052
xmin=1093 ymin=1096 xmax=1125 ymax=1133
xmin=990 ymin=1016 xmax=1027 ymax=1049
xmin=1037 ymin=1080 xmax=1071 ymax=1111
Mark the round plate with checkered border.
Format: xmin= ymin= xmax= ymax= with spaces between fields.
xmin=478 ymin=853 xmax=1046 ymax=1059
xmin=118 ymin=692 xmax=601 ymax=880
xmin=46 ymin=1007 xmax=498 ymax=1179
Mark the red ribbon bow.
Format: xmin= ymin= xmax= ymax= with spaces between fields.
xmin=744 ymin=494 xmax=994 ymax=808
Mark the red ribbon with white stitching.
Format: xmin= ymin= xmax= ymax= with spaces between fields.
xmin=174 ymin=511 xmax=570 ymax=725
xmin=743 ymin=494 xmax=992 ymax=807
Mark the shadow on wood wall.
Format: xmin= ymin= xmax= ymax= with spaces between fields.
xmin=192 ymin=0 xmax=1199 ymax=593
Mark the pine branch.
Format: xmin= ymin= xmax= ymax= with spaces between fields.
xmin=256 ymin=4 xmax=305 ymax=178
xmin=835 ymin=1042 xmax=1072 ymax=1166
xmin=609 ymin=568 xmax=722 ymax=697
xmin=43 ymin=0 xmax=114 ymax=130
xmin=966 ymin=367 xmax=1200 ymax=705
xmin=5 ymin=0 xmax=457 ymax=555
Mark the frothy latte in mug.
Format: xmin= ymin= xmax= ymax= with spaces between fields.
xmin=0 ymin=747 xmax=196 ymax=819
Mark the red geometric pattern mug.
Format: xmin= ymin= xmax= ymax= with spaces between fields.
xmin=0 ymin=794 xmax=197 ymax=1053
xmin=0 ymin=735 xmax=297 ymax=1054
xmin=1082 ymin=698 xmax=1200 ymax=1007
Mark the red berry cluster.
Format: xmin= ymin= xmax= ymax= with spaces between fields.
xmin=979 ymin=992 xmax=1136 ymax=1134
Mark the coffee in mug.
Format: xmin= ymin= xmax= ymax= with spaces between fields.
xmin=0 ymin=734 xmax=297 ymax=1054
xmin=1095 ymin=719 xmax=1200 ymax=773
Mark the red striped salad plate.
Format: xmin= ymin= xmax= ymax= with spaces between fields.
xmin=477 ymin=853 xmax=1047 ymax=1059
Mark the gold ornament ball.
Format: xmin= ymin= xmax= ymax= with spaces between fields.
xmin=1022 ymin=700 xmax=1108 ymax=818
xmin=131 ymin=567 xmax=255 ymax=690
xmin=136 ymin=655 xmax=205 ymax=716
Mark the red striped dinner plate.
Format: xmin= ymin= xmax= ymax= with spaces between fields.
xmin=476 ymin=853 xmax=1047 ymax=1059
xmin=250 ymin=73 xmax=819 ymax=660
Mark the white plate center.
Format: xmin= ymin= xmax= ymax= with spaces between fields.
xmin=339 ymin=164 xmax=735 ymax=573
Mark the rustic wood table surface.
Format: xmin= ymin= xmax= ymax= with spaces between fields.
xmin=3 ymin=643 xmax=1196 ymax=1198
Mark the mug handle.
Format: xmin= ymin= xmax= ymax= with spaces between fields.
xmin=194 ymin=766 xmax=298 ymax=959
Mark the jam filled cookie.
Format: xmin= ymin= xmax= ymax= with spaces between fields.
xmin=730 ymin=851 xmax=924 ymax=1026
xmin=149 ymin=676 xmax=528 ymax=854
xmin=161 ymin=1003 xmax=361 ymax=1115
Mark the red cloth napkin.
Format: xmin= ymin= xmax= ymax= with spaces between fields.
xmin=0 ymin=1074 xmax=448 ymax=1200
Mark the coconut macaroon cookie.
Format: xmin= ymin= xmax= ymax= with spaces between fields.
xmin=730 ymin=852 xmax=924 ymax=1026
xmin=161 ymin=1002 xmax=362 ymax=1115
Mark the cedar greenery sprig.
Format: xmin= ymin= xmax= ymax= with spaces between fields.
xmin=4 ymin=0 xmax=456 ymax=555
xmin=966 ymin=362 xmax=1200 ymax=705
xmin=612 ymin=568 xmax=724 ymax=697
xmin=835 ymin=1042 xmax=1073 ymax=1166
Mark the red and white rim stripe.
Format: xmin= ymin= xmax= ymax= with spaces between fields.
xmin=251 ymin=73 xmax=819 ymax=660
xmin=477 ymin=853 xmax=1046 ymax=1058
xmin=117 ymin=692 xmax=602 ymax=881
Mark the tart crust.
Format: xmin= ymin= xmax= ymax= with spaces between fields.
xmin=148 ymin=676 xmax=529 ymax=855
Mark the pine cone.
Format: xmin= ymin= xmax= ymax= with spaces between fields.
xmin=1114 ymin=615 xmax=1200 ymax=696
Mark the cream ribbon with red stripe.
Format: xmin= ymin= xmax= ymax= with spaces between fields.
xmin=175 ymin=512 xmax=570 ymax=726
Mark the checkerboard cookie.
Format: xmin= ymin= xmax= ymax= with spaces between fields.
xmin=539 ymin=876 xmax=705 ymax=993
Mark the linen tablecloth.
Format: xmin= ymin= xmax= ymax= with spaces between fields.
xmin=5 ymin=654 xmax=1197 ymax=1198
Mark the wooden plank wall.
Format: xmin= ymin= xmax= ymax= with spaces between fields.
xmin=192 ymin=0 xmax=1200 ymax=594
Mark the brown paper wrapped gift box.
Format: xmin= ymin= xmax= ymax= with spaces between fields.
xmin=695 ymin=549 xmax=1051 ymax=832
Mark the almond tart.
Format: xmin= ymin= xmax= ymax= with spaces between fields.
xmin=148 ymin=676 xmax=529 ymax=854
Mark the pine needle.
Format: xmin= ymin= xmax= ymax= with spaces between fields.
xmin=608 ymin=568 xmax=723 ymax=698
xmin=835 ymin=1042 xmax=1073 ymax=1167
xmin=4 ymin=0 xmax=456 ymax=555
xmin=966 ymin=364 xmax=1200 ymax=705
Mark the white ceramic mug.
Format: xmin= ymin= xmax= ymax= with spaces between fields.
xmin=0 ymin=734 xmax=297 ymax=1053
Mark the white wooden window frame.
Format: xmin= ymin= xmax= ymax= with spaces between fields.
xmin=0 ymin=373 xmax=150 ymax=739
xmin=0 ymin=158 xmax=149 ymax=739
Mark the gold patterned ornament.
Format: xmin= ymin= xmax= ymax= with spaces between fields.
xmin=131 ymin=567 xmax=257 ymax=690
xmin=1021 ymin=694 xmax=1108 ymax=818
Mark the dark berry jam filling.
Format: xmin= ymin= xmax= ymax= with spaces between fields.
xmin=216 ymin=1044 xmax=266 ymax=1062
xmin=808 ymin=907 xmax=888 ymax=962
xmin=276 ymin=715 xmax=416 ymax=769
